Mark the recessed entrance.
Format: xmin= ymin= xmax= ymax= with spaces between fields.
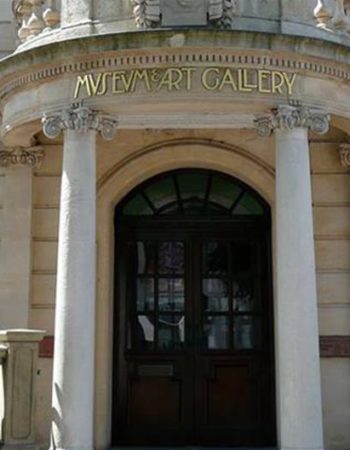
xmin=113 ymin=169 xmax=276 ymax=447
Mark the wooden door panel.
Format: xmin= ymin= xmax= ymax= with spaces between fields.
xmin=114 ymin=224 xmax=275 ymax=446
xmin=204 ymin=361 xmax=261 ymax=428
xmin=128 ymin=376 xmax=182 ymax=427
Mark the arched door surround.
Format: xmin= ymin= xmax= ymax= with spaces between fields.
xmin=112 ymin=169 xmax=276 ymax=447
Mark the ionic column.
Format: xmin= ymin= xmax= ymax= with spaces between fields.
xmin=256 ymin=106 xmax=330 ymax=450
xmin=0 ymin=146 xmax=44 ymax=329
xmin=42 ymin=105 xmax=117 ymax=450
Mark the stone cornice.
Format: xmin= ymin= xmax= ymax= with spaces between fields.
xmin=339 ymin=143 xmax=350 ymax=168
xmin=1 ymin=30 xmax=350 ymax=102
xmin=42 ymin=105 xmax=118 ymax=140
xmin=0 ymin=146 xmax=45 ymax=168
xmin=255 ymin=106 xmax=330 ymax=136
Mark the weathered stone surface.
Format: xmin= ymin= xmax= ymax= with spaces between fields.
xmin=161 ymin=0 xmax=207 ymax=26
xmin=0 ymin=330 xmax=45 ymax=449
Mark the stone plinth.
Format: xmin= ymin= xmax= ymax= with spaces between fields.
xmin=0 ymin=329 xmax=45 ymax=450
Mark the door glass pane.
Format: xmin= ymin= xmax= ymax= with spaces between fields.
xmin=159 ymin=278 xmax=185 ymax=311
xmin=232 ymin=243 xmax=260 ymax=312
xmin=202 ymin=242 xmax=228 ymax=275
xmin=202 ymin=279 xmax=229 ymax=312
xmin=158 ymin=314 xmax=185 ymax=350
xmin=232 ymin=243 xmax=253 ymax=274
xmin=133 ymin=315 xmax=155 ymax=349
xmin=137 ymin=278 xmax=155 ymax=312
xmin=158 ymin=242 xmax=184 ymax=274
xmin=232 ymin=278 xmax=256 ymax=312
xmin=234 ymin=316 xmax=261 ymax=349
xmin=204 ymin=316 xmax=230 ymax=349
xmin=137 ymin=242 xmax=156 ymax=274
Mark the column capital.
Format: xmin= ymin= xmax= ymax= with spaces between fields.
xmin=0 ymin=145 xmax=45 ymax=169
xmin=339 ymin=143 xmax=350 ymax=168
xmin=42 ymin=104 xmax=118 ymax=141
xmin=255 ymin=105 xmax=330 ymax=137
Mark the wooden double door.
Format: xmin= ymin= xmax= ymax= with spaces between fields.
xmin=113 ymin=221 xmax=275 ymax=447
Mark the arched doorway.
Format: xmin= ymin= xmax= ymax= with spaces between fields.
xmin=112 ymin=169 xmax=276 ymax=447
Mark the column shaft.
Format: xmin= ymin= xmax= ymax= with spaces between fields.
xmin=275 ymin=127 xmax=324 ymax=450
xmin=51 ymin=129 xmax=96 ymax=450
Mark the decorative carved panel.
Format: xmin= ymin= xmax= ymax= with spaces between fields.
xmin=131 ymin=0 xmax=237 ymax=29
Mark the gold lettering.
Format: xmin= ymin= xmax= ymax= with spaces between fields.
xmin=219 ymin=69 xmax=237 ymax=91
xmin=283 ymin=72 xmax=297 ymax=95
xmin=258 ymin=70 xmax=272 ymax=94
xmin=97 ymin=72 xmax=112 ymax=96
xmin=241 ymin=69 xmax=257 ymax=92
xmin=74 ymin=67 xmax=297 ymax=98
xmin=87 ymin=73 xmax=103 ymax=96
xmin=133 ymin=69 xmax=152 ymax=92
xmin=74 ymin=75 xmax=92 ymax=98
xmin=121 ymin=71 xmax=136 ymax=93
xmin=271 ymin=71 xmax=284 ymax=94
xmin=237 ymin=69 xmax=252 ymax=92
xmin=202 ymin=68 xmax=220 ymax=90
xmin=112 ymin=71 xmax=126 ymax=94
xmin=158 ymin=68 xmax=184 ymax=91
xmin=181 ymin=68 xmax=197 ymax=90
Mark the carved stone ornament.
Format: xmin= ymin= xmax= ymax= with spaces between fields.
xmin=255 ymin=106 xmax=330 ymax=137
xmin=339 ymin=143 xmax=350 ymax=168
xmin=131 ymin=0 xmax=237 ymax=29
xmin=209 ymin=0 xmax=237 ymax=29
xmin=132 ymin=0 xmax=161 ymax=28
xmin=42 ymin=105 xmax=118 ymax=141
xmin=0 ymin=146 xmax=45 ymax=168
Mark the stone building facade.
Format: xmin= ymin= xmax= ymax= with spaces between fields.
xmin=0 ymin=1 xmax=349 ymax=450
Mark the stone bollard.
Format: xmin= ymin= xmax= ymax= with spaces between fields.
xmin=0 ymin=329 xmax=45 ymax=450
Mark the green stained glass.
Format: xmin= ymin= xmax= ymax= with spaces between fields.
xmin=177 ymin=173 xmax=208 ymax=200
xmin=145 ymin=177 xmax=176 ymax=210
xmin=121 ymin=170 xmax=266 ymax=217
xmin=159 ymin=202 xmax=181 ymax=215
xmin=122 ymin=194 xmax=153 ymax=216
xmin=210 ymin=176 xmax=242 ymax=209
xmin=233 ymin=193 xmax=264 ymax=215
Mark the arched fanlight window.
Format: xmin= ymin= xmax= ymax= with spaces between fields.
xmin=119 ymin=170 xmax=266 ymax=217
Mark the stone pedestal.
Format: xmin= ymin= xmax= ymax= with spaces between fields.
xmin=0 ymin=329 xmax=45 ymax=450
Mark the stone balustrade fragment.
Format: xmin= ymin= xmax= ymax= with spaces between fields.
xmin=13 ymin=0 xmax=60 ymax=43
xmin=10 ymin=0 xmax=350 ymax=48
xmin=314 ymin=0 xmax=350 ymax=36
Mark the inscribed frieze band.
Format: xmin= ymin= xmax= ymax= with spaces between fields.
xmin=74 ymin=67 xmax=297 ymax=98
